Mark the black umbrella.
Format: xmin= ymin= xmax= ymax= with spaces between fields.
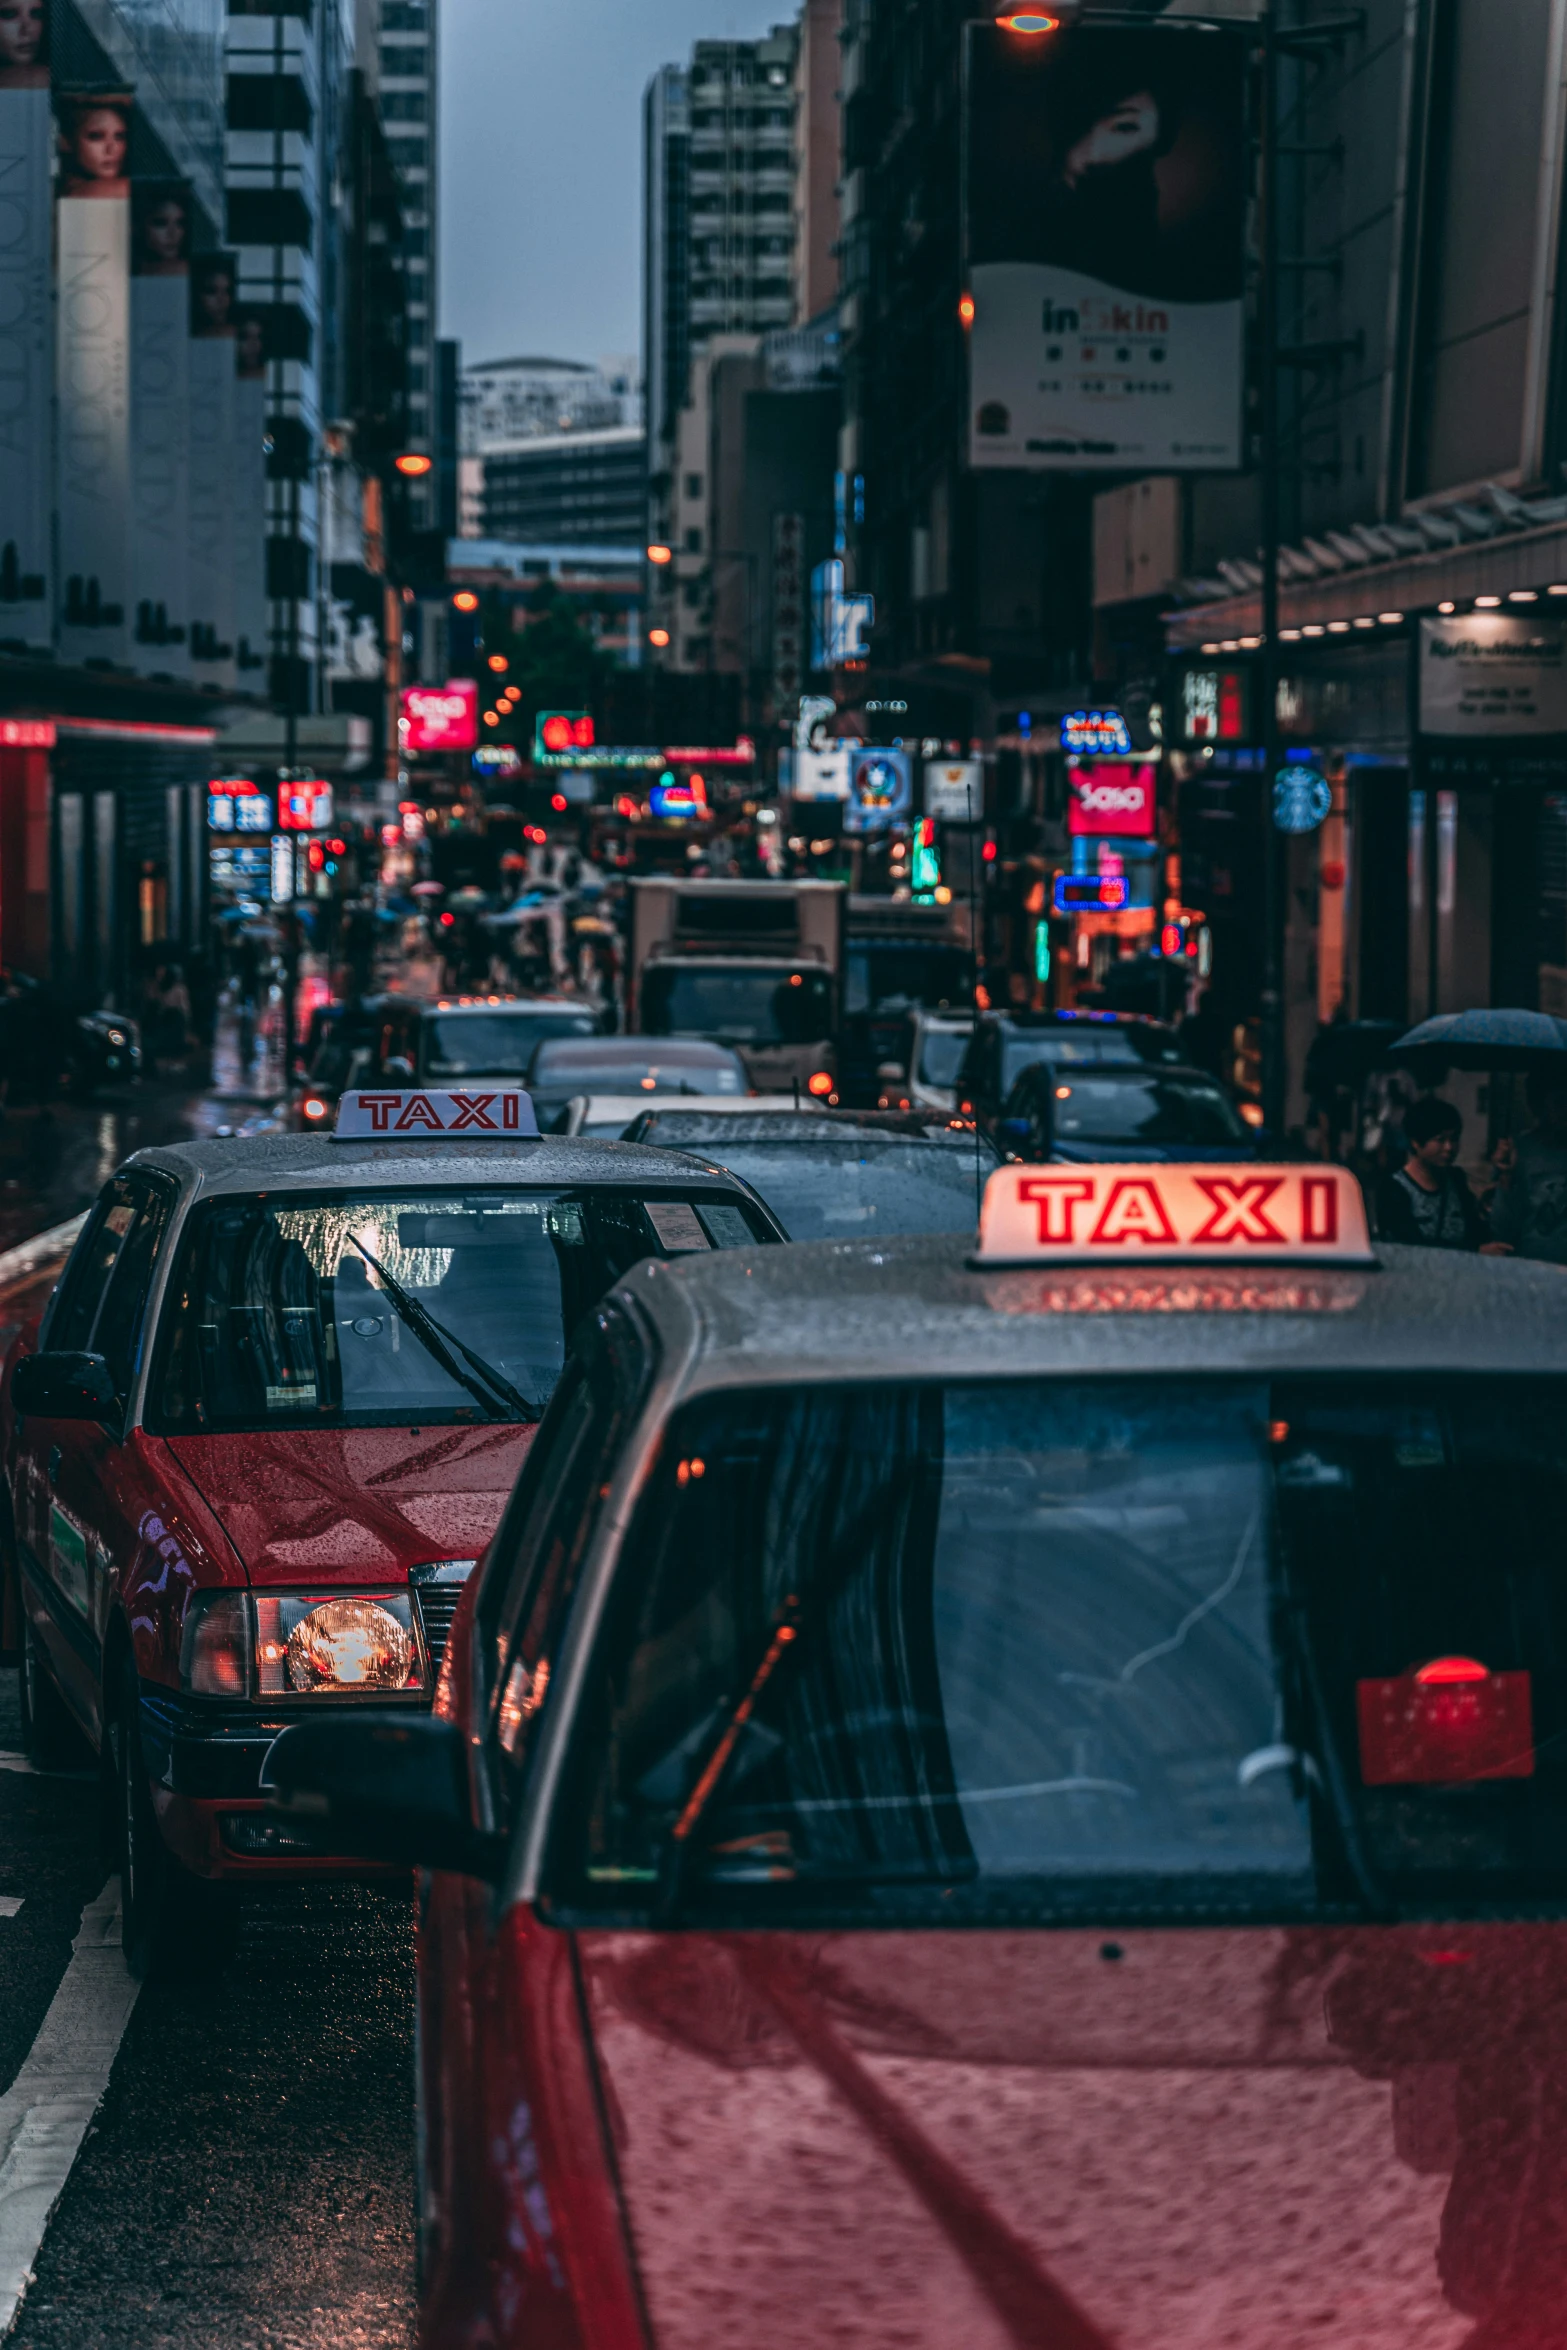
xmin=1392 ymin=1009 xmax=1567 ymax=1072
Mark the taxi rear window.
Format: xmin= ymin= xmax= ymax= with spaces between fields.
xmin=558 ymin=1373 xmax=1567 ymax=1927
xmin=147 ymin=1185 xmax=769 ymax=1433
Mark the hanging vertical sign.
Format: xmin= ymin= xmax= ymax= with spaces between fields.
xmin=0 ymin=0 xmax=52 ymax=650
xmin=56 ymin=90 xmax=133 ymax=666
xmin=129 ymin=179 xmax=191 ymax=678
xmin=187 ymin=249 xmax=237 ymax=689
xmin=965 ymin=24 xmax=1247 ymax=471
xmin=772 ymin=511 xmax=805 ymax=710
xmin=232 ymin=304 xmax=268 ymax=682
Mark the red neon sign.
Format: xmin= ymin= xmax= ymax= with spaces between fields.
xmin=401 ymin=681 xmax=478 ymax=754
xmin=0 ymin=719 xmax=55 ymax=749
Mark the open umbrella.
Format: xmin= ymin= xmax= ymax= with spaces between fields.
xmin=410 ymin=880 xmax=444 ymax=899
xmin=1392 ymin=1009 xmax=1567 ymax=1071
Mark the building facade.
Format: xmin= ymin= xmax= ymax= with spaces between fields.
xmin=480 ymin=428 xmax=648 ymax=548
xmin=644 ymin=23 xmax=802 ymax=652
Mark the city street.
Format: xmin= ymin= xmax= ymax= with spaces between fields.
xmin=0 ymin=1068 xmax=416 ymax=2350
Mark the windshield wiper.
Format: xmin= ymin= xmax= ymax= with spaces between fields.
xmin=1288 ymin=1598 xmax=1393 ymax=1921
xmin=344 ymin=1235 xmax=541 ymax=1423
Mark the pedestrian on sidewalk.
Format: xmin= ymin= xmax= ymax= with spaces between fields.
xmin=1487 ymin=1069 xmax=1567 ymax=1261
xmin=1374 ymin=1096 xmax=1494 ymax=1251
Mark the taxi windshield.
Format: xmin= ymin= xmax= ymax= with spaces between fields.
xmin=562 ymin=1374 xmax=1567 ymax=1926
xmin=149 ymin=1186 xmax=764 ymax=1433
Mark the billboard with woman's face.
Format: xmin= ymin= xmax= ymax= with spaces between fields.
xmin=57 ymin=90 xmax=134 ymax=663
xmin=133 ymin=179 xmax=189 ymax=275
xmin=0 ymin=0 xmax=51 ymax=644
xmin=0 ymin=0 xmax=47 ymax=89
xmin=190 ymin=248 xmax=236 ymax=336
xmin=966 ymin=24 xmax=1247 ymax=472
xmin=57 ymin=89 xmax=130 ymax=196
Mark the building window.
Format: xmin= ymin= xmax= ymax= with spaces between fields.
xmin=226 ymin=73 xmax=313 ymax=133
xmin=380 ymin=42 xmax=427 ymax=76
xmin=380 ymin=1 xmax=425 ymax=24
xmin=684 ymin=526 xmax=702 ymax=551
xmin=382 ymin=91 xmax=427 ymax=121
xmin=685 ymin=473 xmax=703 ymax=499
xmin=227 ymin=187 xmax=313 ymax=247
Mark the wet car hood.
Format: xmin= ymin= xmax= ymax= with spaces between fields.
xmin=577 ymin=1921 xmax=1567 ymax=2350
xmin=162 ymin=1424 xmax=531 ymax=1581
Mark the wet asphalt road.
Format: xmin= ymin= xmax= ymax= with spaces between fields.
xmin=0 ymin=1667 xmax=417 ymax=2349
xmin=0 ymin=1070 xmax=420 ymax=2349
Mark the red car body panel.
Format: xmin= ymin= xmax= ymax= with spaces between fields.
xmin=422 ymin=1915 xmax=1567 ymax=2350
xmin=165 ymin=1424 xmax=532 ymax=1584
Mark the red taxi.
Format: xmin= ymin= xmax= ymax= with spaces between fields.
xmin=1 ymin=1087 xmax=780 ymax=1971
xmin=266 ymin=1161 xmax=1567 ymax=2348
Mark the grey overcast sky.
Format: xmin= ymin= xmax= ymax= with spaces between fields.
xmin=439 ymin=0 xmax=789 ymax=375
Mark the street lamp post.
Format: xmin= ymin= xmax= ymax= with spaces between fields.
xmin=1259 ymin=1 xmax=1286 ymax=1142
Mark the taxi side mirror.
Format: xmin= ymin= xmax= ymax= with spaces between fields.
xmin=13 ymin=1350 xmax=119 ymax=1422
xmin=260 ymin=1713 xmax=507 ymax=1882
xmin=998 ymin=1116 xmax=1035 ymax=1157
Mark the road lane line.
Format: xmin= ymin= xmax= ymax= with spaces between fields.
xmin=0 ymin=1215 xmax=88 ymax=1294
xmin=0 ymin=1901 xmax=18 ymax=1920
xmin=0 ymin=1879 xmax=140 ymax=2337
xmin=0 ymin=1759 xmax=33 ymax=1778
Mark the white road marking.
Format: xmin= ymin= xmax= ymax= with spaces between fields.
xmin=0 ymin=1758 xmax=33 ymax=1778
xmin=0 ymin=1214 xmax=88 ymax=1294
xmin=0 ymin=1901 xmax=18 ymax=1920
xmin=0 ymin=1879 xmax=140 ymax=2336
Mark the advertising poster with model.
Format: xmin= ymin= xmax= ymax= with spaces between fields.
xmin=966 ymin=22 xmax=1247 ymax=471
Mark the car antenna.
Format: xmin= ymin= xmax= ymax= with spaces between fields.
xmin=968 ymin=768 xmax=983 ymax=1225
xmin=793 ymin=1075 xmax=800 ymax=1112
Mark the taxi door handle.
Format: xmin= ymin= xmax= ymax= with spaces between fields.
xmin=46 ymin=1445 xmax=61 ymax=1488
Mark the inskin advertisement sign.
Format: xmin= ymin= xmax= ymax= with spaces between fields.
xmin=1068 ymin=762 xmax=1158 ymax=837
xmin=966 ymin=23 xmax=1247 ymax=472
xmin=56 ymin=89 xmax=133 ymax=666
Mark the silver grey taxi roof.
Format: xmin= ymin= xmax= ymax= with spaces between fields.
xmin=126 ymin=1132 xmax=760 ymax=1201
xmin=613 ymin=1233 xmax=1567 ymax=1392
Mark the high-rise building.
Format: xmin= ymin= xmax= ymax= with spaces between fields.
xmin=791 ymin=0 xmax=842 ymax=327
xmin=644 ymin=22 xmax=801 ymax=664
xmin=480 ymin=428 xmax=647 ymax=548
xmin=373 ymin=0 xmax=437 ymax=510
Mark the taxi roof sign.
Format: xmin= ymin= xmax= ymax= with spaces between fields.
xmin=975 ymin=1162 xmax=1373 ymax=1266
xmin=335 ymin=1088 xmax=540 ymax=1141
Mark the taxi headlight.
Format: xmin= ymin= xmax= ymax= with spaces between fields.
xmin=254 ymin=1592 xmax=422 ymax=1696
xmin=285 ymin=1598 xmax=413 ymax=1692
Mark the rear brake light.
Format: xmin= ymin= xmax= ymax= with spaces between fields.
xmin=807 ymin=1070 xmax=833 ymax=1097
xmin=1358 ymin=1659 xmax=1534 ymax=1785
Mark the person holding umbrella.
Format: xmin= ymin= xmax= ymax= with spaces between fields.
xmin=1487 ymin=1069 xmax=1567 ymax=1262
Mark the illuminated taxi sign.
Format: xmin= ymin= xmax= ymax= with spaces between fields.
xmin=335 ymin=1089 xmax=540 ymax=1140
xmin=976 ymin=1163 xmax=1372 ymax=1266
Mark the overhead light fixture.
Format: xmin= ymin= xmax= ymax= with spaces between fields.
xmin=1302 ymin=624 xmax=1326 ymax=637
xmin=451 ymin=591 xmax=478 ymax=613
xmin=1509 ymin=589 xmax=1539 ymax=602
xmin=1238 ymin=635 xmax=1261 ymax=649
xmin=486 ymin=654 xmax=508 ymax=672
xmin=1475 ymin=594 xmax=1502 ymax=608
xmin=1550 ymin=584 xmax=1567 ymax=597
xmin=1327 ymin=620 xmax=1351 ymax=633
xmin=1438 ymin=600 xmax=1456 ymax=614
xmin=649 ymin=627 xmax=671 ymax=647
xmin=1377 ymin=612 xmax=1404 ymax=625
xmin=1279 ymin=628 xmax=1302 ymax=642
xmin=958 ymin=292 xmax=976 ymax=326
xmin=1353 ymin=616 xmax=1375 ymax=629
xmin=995 ymin=9 xmax=1061 ymax=31
xmin=1200 ymin=642 xmax=1220 ymax=655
